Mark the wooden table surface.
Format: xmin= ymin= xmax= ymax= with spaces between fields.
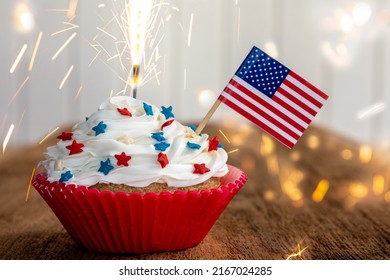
xmin=1 ymin=122 xmax=389 ymax=260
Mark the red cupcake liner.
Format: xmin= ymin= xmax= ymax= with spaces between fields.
xmin=33 ymin=165 xmax=247 ymax=254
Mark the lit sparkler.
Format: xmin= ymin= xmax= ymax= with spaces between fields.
xmin=123 ymin=0 xmax=155 ymax=98
xmin=92 ymin=0 xmax=165 ymax=98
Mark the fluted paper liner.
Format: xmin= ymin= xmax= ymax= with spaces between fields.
xmin=33 ymin=165 xmax=247 ymax=254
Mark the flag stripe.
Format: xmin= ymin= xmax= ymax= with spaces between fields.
xmin=270 ymin=94 xmax=312 ymax=124
xmin=223 ymin=86 xmax=302 ymax=138
xmin=232 ymin=76 xmax=311 ymax=126
xmin=283 ymin=77 xmax=323 ymax=109
xmin=227 ymin=81 xmax=305 ymax=134
xmin=228 ymin=79 xmax=306 ymax=132
xmin=289 ymin=71 xmax=329 ymax=100
xmin=218 ymin=94 xmax=295 ymax=148
xmin=276 ymin=85 xmax=317 ymax=117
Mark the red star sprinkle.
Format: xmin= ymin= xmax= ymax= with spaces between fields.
xmin=57 ymin=132 xmax=73 ymax=141
xmin=161 ymin=119 xmax=174 ymax=130
xmin=117 ymin=107 xmax=132 ymax=117
xmin=115 ymin=152 xmax=131 ymax=166
xmin=193 ymin=163 xmax=210 ymax=174
xmin=208 ymin=136 xmax=219 ymax=151
xmin=66 ymin=140 xmax=84 ymax=155
xmin=157 ymin=152 xmax=169 ymax=168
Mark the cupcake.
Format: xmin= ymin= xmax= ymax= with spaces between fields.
xmin=33 ymin=96 xmax=247 ymax=253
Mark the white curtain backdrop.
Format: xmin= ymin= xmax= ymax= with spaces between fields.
xmin=1 ymin=0 xmax=390 ymax=146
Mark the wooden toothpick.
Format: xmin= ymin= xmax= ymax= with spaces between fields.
xmin=195 ymin=99 xmax=222 ymax=135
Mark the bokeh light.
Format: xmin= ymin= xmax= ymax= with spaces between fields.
xmin=14 ymin=3 xmax=35 ymax=32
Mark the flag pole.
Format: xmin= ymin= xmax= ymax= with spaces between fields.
xmin=195 ymin=99 xmax=222 ymax=135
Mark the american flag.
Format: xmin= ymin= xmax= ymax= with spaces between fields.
xmin=219 ymin=46 xmax=328 ymax=149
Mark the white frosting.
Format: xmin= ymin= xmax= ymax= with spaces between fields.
xmin=40 ymin=96 xmax=228 ymax=187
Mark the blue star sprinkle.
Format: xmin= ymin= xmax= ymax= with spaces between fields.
xmin=188 ymin=125 xmax=197 ymax=132
xmin=151 ymin=132 xmax=165 ymax=142
xmin=218 ymin=143 xmax=224 ymax=149
xmin=143 ymin=103 xmax=154 ymax=116
xmin=154 ymin=142 xmax=170 ymax=152
xmin=187 ymin=141 xmax=201 ymax=150
xmin=98 ymin=159 xmax=114 ymax=175
xmin=59 ymin=171 xmax=73 ymax=183
xmin=188 ymin=124 xmax=202 ymax=136
xmin=161 ymin=106 xmax=175 ymax=119
xmin=92 ymin=121 xmax=107 ymax=136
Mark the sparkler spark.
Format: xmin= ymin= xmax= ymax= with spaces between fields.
xmin=10 ymin=44 xmax=28 ymax=74
xmin=3 ymin=124 xmax=15 ymax=154
xmin=228 ymin=149 xmax=239 ymax=154
xmin=96 ymin=27 xmax=118 ymax=40
xmin=286 ymin=244 xmax=309 ymax=260
xmin=52 ymin=32 xmax=77 ymax=60
xmin=29 ymin=32 xmax=43 ymax=72
xmin=187 ymin=13 xmax=194 ymax=47
xmin=0 ymin=114 xmax=8 ymax=134
xmin=51 ymin=22 xmax=79 ymax=36
xmin=59 ymin=65 xmax=74 ymax=89
xmin=17 ymin=110 xmax=26 ymax=129
xmin=357 ymin=102 xmax=385 ymax=120
xmin=183 ymin=68 xmax=187 ymax=89
xmin=39 ymin=127 xmax=60 ymax=144
xmin=8 ymin=76 xmax=30 ymax=106
xmin=67 ymin=0 xmax=79 ymax=20
xmin=237 ymin=7 xmax=241 ymax=42
xmin=73 ymin=86 xmax=83 ymax=102
xmin=26 ymin=168 xmax=36 ymax=203
xmin=219 ymin=129 xmax=231 ymax=144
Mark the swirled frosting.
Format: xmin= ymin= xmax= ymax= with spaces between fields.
xmin=39 ymin=96 xmax=228 ymax=187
